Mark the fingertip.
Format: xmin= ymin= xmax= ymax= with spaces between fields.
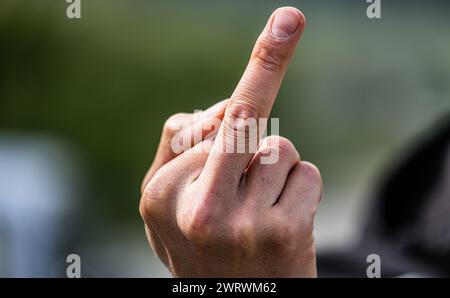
xmin=269 ymin=7 xmax=306 ymax=39
xmin=276 ymin=7 xmax=306 ymax=25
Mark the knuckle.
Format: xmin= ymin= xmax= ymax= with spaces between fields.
xmin=144 ymin=172 xmax=167 ymax=200
xmin=261 ymin=136 xmax=299 ymax=161
xmin=226 ymin=95 xmax=262 ymax=121
xmin=139 ymin=199 xmax=150 ymax=221
xmin=276 ymin=137 xmax=296 ymax=154
xmin=179 ymin=207 xmax=212 ymax=242
xmin=223 ymin=98 xmax=261 ymax=147
xmin=178 ymin=189 xmax=217 ymax=242
xmin=251 ymin=37 xmax=287 ymax=72
xmin=139 ymin=193 xmax=157 ymax=222
xmin=139 ymin=172 xmax=169 ymax=220
xmin=163 ymin=113 xmax=188 ymax=135
xmin=301 ymin=161 xmax=321 ymax=179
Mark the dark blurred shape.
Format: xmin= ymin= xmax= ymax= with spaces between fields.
xmin=318 ymin=114 xmax=450 ymax=277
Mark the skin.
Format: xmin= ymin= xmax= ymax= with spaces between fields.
xmin=139 ymin=7 xmax=323 ymax=277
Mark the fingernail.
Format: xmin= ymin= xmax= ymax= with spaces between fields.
xmin=271 ymin=8 xmax=300 ymax=38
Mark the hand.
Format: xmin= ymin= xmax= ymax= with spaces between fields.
xmin=139 ymin=7 xmax=323 ymax=277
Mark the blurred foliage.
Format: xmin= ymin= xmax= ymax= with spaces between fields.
xmin=1 ymin=0 xmax=449 ymax=225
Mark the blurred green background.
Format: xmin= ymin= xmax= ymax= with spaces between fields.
xmin=0 ymin=0 xmax=449 ymax=276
